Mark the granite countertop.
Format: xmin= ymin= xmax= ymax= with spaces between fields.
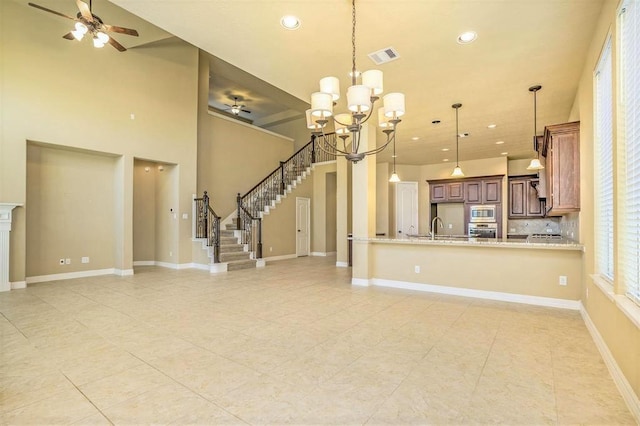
xmin=352 ymin=235 xmax=584 ymax=251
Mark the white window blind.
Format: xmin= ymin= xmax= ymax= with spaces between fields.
xmin=620 ymin=0 xmax=640 ymax=304
xmin=595 ymin=38 xmax=614 ymax=280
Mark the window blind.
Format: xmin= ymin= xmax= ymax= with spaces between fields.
xmin=595 ymin=38 xmax=614 ymax=280
xmin=620 ymin=0 xmax=640 ymax=304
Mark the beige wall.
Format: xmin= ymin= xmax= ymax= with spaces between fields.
xmin=1 ymin=1 xmax=199 ymax=280
xmin=370 ymin=242 xmax=583 ymax=300
xmin=266 ymin=118 xmax=312 ymax=152
xmin=376 ymin=163 xmax=390 ymax=236
xmin=133 ymin=160 xmax=157 ymax=262
xmin=325 ymin=172 xmax=337 ymax=252
xmin=26 ymin=144 xmax=117 ymax=276
xmin=311 ymin=163 xmax=337 ymax=255
xmin=570 ymin=0 xmax=640 ymax=403
xmin=197 ymin=111 xmax=295 ymax=219
xmin=262 ymin=173 xmax=313 ymax=258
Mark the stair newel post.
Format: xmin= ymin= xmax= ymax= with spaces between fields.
xmin=213 ymin=214 xmax=220 ymax=264
xmin=236 ymin=193 xmax=242 ymax=230
xmin=256 ymin=219 xmax=263 ymax=259
xmin=202 ymin=191 xmax=209 ymax=239
xmin=280 ymin=161 xmax=285 ymax=194
xmin=311 ymin=134 xmax=316 ymax=164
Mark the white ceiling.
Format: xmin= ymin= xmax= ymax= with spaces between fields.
xmin=100 ymin=1 xmax=606 ymax=164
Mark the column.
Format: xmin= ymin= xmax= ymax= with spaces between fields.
xmin=0 ymin=203 xmax=22 ymax=292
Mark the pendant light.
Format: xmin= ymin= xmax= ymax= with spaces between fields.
xmin=451 ymin=103 xmax=464 ymax=177
xmin=526 ymin=85 xmax=545 ymax=170
xmin=389 ymin=134 xmax=401 ymax=183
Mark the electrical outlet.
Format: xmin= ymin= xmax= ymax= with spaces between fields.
xmin=169 ymin=251 xmax=173 ymax=257
xmin=414 ymin=265 xmax=420 ymax=273
xmin=559 ymin=275 xmax=567 ymax=286
xmin=59 ymin=259 xmax=65 ymax=265
xmin=586 ymin=287 xmax=589 ymax=298
xmin=269 ymin=247 xmax=273 ymax=252
xmin=509 ymin=228 xmax=516 ymax=233
xmin=65 ymin=258 xmax=71 ymax=265
xmin=448 ymin=224 xmax=453 ymax=229
xmin=81 ymin=257 xmax=89 ymax=264
xmin=182 ymin=213 xmax=188 ymax=219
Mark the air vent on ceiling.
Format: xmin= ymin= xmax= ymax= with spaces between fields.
xmin=368 ymin=47 xmax=400 ymax=65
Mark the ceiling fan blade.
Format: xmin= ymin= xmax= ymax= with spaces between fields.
xmin=107 ymin=37 xmax=127 ymax=52
xmin=28 ymin=3 xmax=75 ymax=20
xmin=75 ymin=0 xmax=94 ymax=22
xmin=103 ymin=24 xmax=139 ymax=37
xmin=241 ymin=109 xmax=251 ymax=114
xmin=62 ymin=32 xmax=75 ymax=40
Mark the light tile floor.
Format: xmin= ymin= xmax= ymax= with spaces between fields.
xmin=0 ymin=256 xmax=635 ymax=425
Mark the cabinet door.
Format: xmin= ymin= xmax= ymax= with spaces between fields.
xmin=431 ymin=183 xmax=447 ymax=202
xmin=447 ymin=182 xmax=464 ymax=201
xmin=544 ymin=122 xmax=580 ymax=215
xmin=526 ymin=179 xmax=544 ymax=216
xmin=464 ymin=181 xmax=482 ymax=203
xmin=509 ymin=180 xmax=526 ymax=217
xmin=482 ymin=179 xmax=502 ymax=204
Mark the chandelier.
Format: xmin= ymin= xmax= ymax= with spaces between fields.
xmin=306 ymin=0 xmax=406 ymax=163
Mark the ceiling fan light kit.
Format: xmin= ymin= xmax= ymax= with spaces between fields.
xmin=306 ymin=0 xmax=406 ymax=164
xmin=28 ymin=0 xmax=139 ymax=52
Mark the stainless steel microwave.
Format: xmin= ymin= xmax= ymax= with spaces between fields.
xmin=469 ymin=204 xmax=497 ymax=223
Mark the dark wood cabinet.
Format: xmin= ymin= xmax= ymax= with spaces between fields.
xmin=464 ymin=181 xmax=482 ymax=203
xmin=542 ymin=122 xmax=580 ymax=216
xmin=509 ymin=177 xmax=544 ymax=218
xmin=430 ymin=183 xmax=447 ymax=202
xmin=482 ymin=179 xmax=502 ymax=204
xmin=447 ymin=182 xmax=464 ymax=201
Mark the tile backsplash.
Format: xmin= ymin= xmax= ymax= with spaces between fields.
xmin=507 ymin=218 xmax=561 ymax=235
xmin=560 ymin=213 xmax=580 ymax=240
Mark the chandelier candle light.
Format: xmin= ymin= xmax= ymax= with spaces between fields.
xmin=451 ymin=103 xmax=465 ymax=177
xmin=306 ymin=0 xmax=405 ymax=163
xmin=527 ymin=85 xmax=545 ymax=171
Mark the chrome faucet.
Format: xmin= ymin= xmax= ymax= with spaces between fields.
xmin=431 ymin=216 xmax=444 ymax=240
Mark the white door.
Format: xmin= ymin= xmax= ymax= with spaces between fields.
xmin=395 ymin=182 xmax=418 ymax=237
xmin=296 ymin=197 xmax=310 ymax=256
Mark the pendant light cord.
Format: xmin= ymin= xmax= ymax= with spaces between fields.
xmin=351 ymin=0 xmax=357 ymax=86
xmin=455 ymin=107 xmax=460 ymax=167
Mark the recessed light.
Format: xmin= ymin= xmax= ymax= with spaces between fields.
xmin=411 ymin=136 xmax=420 ymax=141
xmin=495 ymin=141 xmax=504 ymax=145
xmin=443 ymin=159 xmax=449 ymax=162
xmin=431 ymin=120 xmax=441 ymax=124
xmin=280 ymin=15 xmax=301 ymax=30
xmin=501 ymin=152 xmax=508 ymax=155
xmin=441 ymin=148 xmax=450 ymax=152
xmin=457 ymin=31 xmax=477 ymax=44
xmin=487 ymin=124 xmax=497 ymax=129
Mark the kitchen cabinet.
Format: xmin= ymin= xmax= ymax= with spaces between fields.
xmin=464 ymin=181 xmax=482 ymax=203
xmin=482 ymin=179 xmax=502 ymax=204
xmin=430 ymin=176 xmax=503 ymax=204
xmin=430 ymin=182 xmax=463 ymax=202
xmin=541 ymin=121 xmax=580 ymax=215
xmin=509 ymin=177 xmax=544 ymax=218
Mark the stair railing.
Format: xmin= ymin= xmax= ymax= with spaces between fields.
xmin=236 ymin=134 xmax=336 ymax=259
xmin=194 ymin=191 xmax=221 ymax=263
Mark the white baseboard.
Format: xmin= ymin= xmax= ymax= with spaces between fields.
xmin=114 ymin=269 xmax=134 ymax=276
xmin=262 ymin=254 xmax=297 ymax=262
xmin=311 ymin=251 xmax=337 ymax=257
xmin=256 ymin=259 xmax=266 ymax=268
xmin=190 ymin=263 xmax=210 ymax=271
xmin=11 ymin=281 xmax=26 ymax=289
xmin=369 ymin=278 xmax=581 ymax=310
xmin=26 ymin=268 xmax=117 ymax=284
xmin=580 ymin=304 xmax=640 ymax=423
xmin=336 ymin=261 xmax=349 ymax=268
xmin=210 ymin=263 xmax=228 ymax=273
xmin=133 ymin=261 xmax=155 ymax=266
xmin=351 ymin=278 xmax=370 ymax=286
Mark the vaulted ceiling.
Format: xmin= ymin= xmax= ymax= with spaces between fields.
xmin=39 ymin=0 xmax=607 ymax=165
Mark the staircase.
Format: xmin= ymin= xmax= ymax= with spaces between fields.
xmin=195 ymin=134 xmax=337 ymax=273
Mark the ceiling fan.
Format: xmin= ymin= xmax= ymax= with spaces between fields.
xmin=224 ymin=97 xmax=251 ymax=115
xmin=28 ymin=0 xmax=139 ymax=52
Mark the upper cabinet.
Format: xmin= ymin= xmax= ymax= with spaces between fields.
xmin=541 ymin=121 xmax=580 ymax=216
xmin=429 ymin=176 xmax=503 ymax=204
xmin=509 ymin=177 xmax=544 ymax=218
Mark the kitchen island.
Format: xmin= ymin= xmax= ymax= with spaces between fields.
xmin=350 ymin=236 xmax=584 ymax=309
